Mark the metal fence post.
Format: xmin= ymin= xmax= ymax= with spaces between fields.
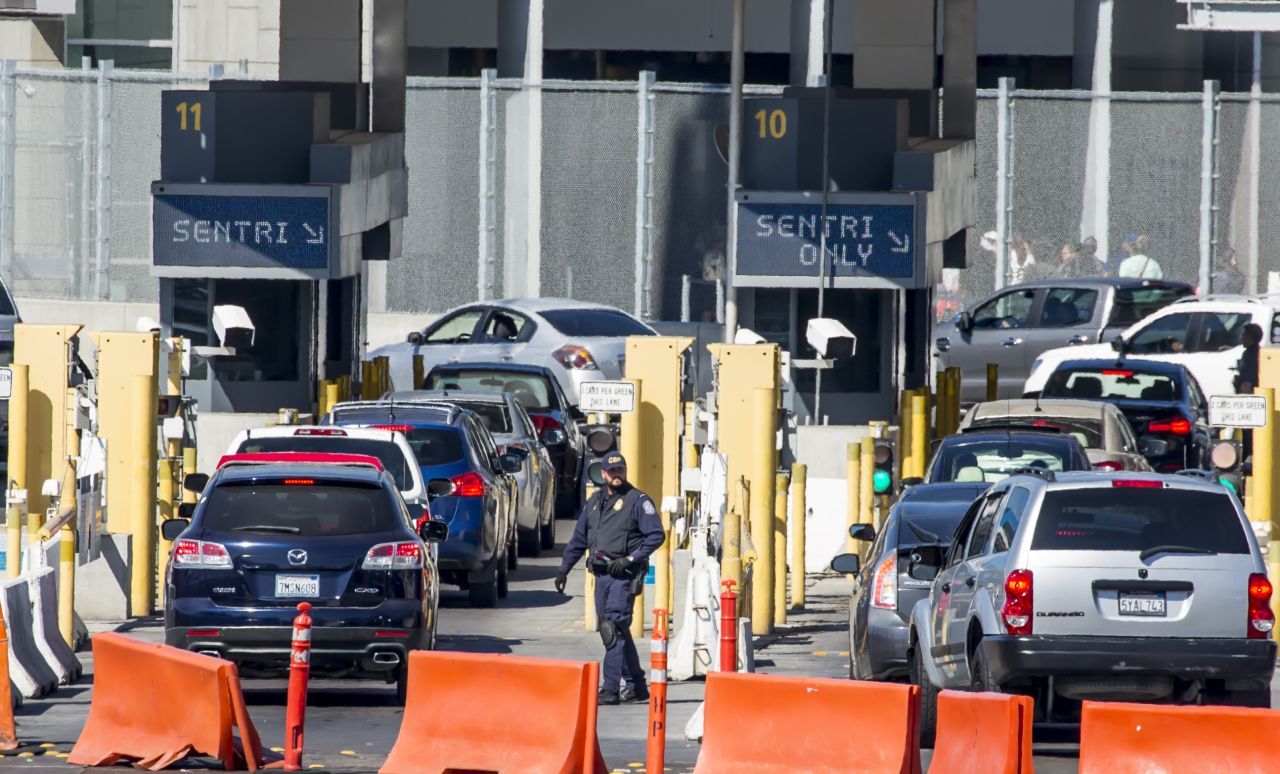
xmin=0 ymin=60 xmax=16 ymax=286
xmin=633 ymin=70 xmax=656 ymax=319
xmin=1199 ymin=80 xmax=1220 ymax=294
xmin=477 ymin=68 xmax=497 ymax=301
xmin=1247 ymin=31 xmax=1263 ymax=294
xmin=92 ymin=60 xmax=114 ymax=301
xmin=994 ymin=76 xmax=1013 ymax=290
xmin=680 ymin=274 xmax=691 ymax=322
xmin=79 ymin=60 xmax=94 ymax=299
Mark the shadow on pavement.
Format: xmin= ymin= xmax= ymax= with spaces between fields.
xmin=437 ymin=633 xmax=524 ymax=654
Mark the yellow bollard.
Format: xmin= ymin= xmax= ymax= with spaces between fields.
xmin=947 ymin=367 xmax=962 ymax=436
xmin=619 ymin=378 xmax=644 ymax=636
xmin=323 ymin=380 xmax=339 ymax=420
xmin=722 ymin=501 xmax=742 ymax=594
xmin=859 ymin=435 xmax=874 ymax=527
xmin=412 ymin=354 xmax=425 ymax=391
xmin=5 ymin=364 xmax=27 ymax=579
xmin=129 ymin=374 xmax=158 ymax=617
xmin=654 ymin=508 xmax=672 ymax=633
xmin=934 ymin=370 xmax=947 ymax=441
xmin=909 ymin=392 xmax=928 ymax=480
xmin=986 ymin=363 xmax=999 ymax=402
xmin=1250 ymin=388 xmax=1274 ymax=527
xmin=58 ymin=394 xmax=78 ymax=646
xmin=789 ymin=463 xmax=807 ymax=610
xmin=631 ymin=594 xmax=643 ymax=639
xmin=375 ymin=356 xmax=391 ymax=397
xmin=181 ymin=446 xmax=198 ymax=505
xmin=773 ymin=472 xmax=789 ymax=625
xmin=845 ymin=443 xmax=862 ymax=555
xmin=749 ymin=386 xmax=776 ymax=635
xmin=899 ymin=390 xmax=915 ymax=481
xmin=584 ymin=571 xmax=598 ymax=632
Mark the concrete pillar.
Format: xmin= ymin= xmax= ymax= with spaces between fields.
xmin=0 ymin=16 xmax=65 ymax=68
xmin=789 ymin=0 xmax=827 ymax=87
xmin=942 ymin=0 xmax=976 ymax=140
xmin=371 ymin=0 xmax=407 ymax=133
xmin=497 ymin=0 xmax=532 ymax=79
xmin=852 ymin=0 xmax=935 ymax=90
xmin=279 ymin=0 xmax=361 ymax=82
xmin=500 ymin=0 xmax=544 ymax=299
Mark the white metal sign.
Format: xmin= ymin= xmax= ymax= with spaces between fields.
xmin=578 ymin=381 xmax=636 ymax=413
xmin=1209 ymin=394 xmax=1268 ymax=428
xmin=0 ymin=367 xmax=12 ymax=401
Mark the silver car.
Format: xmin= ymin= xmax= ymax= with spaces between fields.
xmin=372 ymin=298 xmax=657 ymax=403
xmin=388 ymin=390 xmax=557 ymax=556
xmin=908 ymin=470 xmax=1275 ymax=743
xmin=957 ymin=398 xmax=1152 ymax=472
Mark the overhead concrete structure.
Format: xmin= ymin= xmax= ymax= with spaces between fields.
xmin=1180 ymin=0 xmax=1280 ymax=32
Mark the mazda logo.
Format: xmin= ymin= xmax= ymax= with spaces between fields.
xmin=287 ymin=549 xmax=308 ymax=566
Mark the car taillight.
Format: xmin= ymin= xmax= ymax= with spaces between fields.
xmin=1248 ymin=573 xmax=1274 ymax=639
xmin=363 ymin=541 xmax=424 ymax=570
xmin=530 ymin=414 xmax=564 ymax=435
xmin=1112 ymin=479 xmax=1164 ymax=489
xmin=1147 ymin=418 xmax=1192 ymax=435
xmin=451 ymin=471 xmax=486 ymax=497
xmin=1002 ymin=569 xmax=1033 ymax=635
xmin=552 ymin=344 xmax=599 ymax=371
xmin=373 ymin=424 xmax=414 ymax=433
xmin=173 ymin=539 xmax=232 ymax=569
xmin=871 ymin=553 xmax=897 ymax=609
xmin=1093 ymin=460 xmax=1124 ymax=472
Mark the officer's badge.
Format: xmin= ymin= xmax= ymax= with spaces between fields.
xmin=614 ymin=499 xmax=624 ymax=511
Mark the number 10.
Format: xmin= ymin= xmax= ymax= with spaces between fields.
xmin=754 ymin=108 xmax=787 ymax=139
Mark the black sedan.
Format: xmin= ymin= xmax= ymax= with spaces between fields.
xmin=1039 ymin=358 xmax=1213 ymax=471
xmin=831 ymin=482 xmax=990 ymax=681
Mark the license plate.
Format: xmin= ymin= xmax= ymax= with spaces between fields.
xmin=1119 ymin=591 xmax=1166 ymax=617
xmin=275 ymin=575 xmax=320 ymax=598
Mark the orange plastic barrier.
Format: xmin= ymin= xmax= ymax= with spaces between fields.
xmin=1081 ymin=700 xmax=1280 ymax=774
xmin=380 ymin=651 xmax=607 ymax=774
xmin=929 ymin=690 xmax=1033 ymax=774
xmin=68 ymin=632 xmax=263 ymax=770
xmin=694 ymin=671 xmax=921 ymax=774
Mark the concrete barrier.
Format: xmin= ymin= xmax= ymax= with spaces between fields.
xmin=27 ymin=568 xmax=79 ymax=684
xmin=0 ymin=578 xmax=58 ymax=698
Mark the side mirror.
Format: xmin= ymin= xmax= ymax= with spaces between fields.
xmin=183 ymin=473 xmax=209 ymax=494
xmin=902 ymin=476 xmax=925 ymax=488
xmin=499 ymin=453 xmax=523 ymax=475
xmin=542 ymin=427 xmax=567 ymax=446
xmin=909 ymin=562 xmax=940 ymax=582
xmin=407 ymin=331 xmax=424 ymax=345
xmin=177 ymin=502 xmax=197 ymax=520
xmin=506 ymin=446 xmax=530 ymax=460
xmin=426 ymin=478 xmax=454 ymax=500
xmin=956 ymin=311 xmax=974 ymax=333
xmin=848 ymin=523 xmax=876 ymax=542
xmin=1110 ymin=334 xmax=1127 ymax=354
xmin=161 ymin=519 xmax=190 ymax=541
xmin=830 ymin=553 xmax=861 ymax=575
xmin=419 ymin=519 xmax=449 ymax=543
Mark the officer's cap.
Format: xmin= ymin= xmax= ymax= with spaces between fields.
xmin=602 ymin=451 xmax=627 ymax=470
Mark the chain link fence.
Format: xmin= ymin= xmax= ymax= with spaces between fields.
xmin=4 ymin=62 xmax=1280 ymax=323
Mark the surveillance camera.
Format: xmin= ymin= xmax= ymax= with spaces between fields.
xmin=136 ymin=316 xmax=161 ymax=333
xmin=212 ymin=305 xmax=255 ymax=350
xmin=733 ymin=327 xmax=767 ymax=345
xmin=806 ymin=318 xmax=856 ymax=359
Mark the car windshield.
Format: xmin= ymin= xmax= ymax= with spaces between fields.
xmin=424 ymin=370 xmax=554 ymax=411
xmin=450 ymin=402 xmax=513 ymax=434
xmin=1031 ymin=487 xmax=1248 ymax=554
xmin=540 ymin=308 xmax=652 ymax=337
xmin=1042 ymin=367 xmax=1181 ymax=403
xmin=969 ymin=416 xmax=1103 ymax=449
xmin=235 ymin=437 xmax=415 ymax=492
xmin=930 ymin=438 xmax=1077 ymax=484
xmin=1108 ymin=286 xmax=1193 ymax=327
xmin=200 ymin=481 xmax=402 ymax=537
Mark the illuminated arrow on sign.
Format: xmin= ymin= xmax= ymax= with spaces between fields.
xmin=304 ymin=223 xmax=326 ymax=244
xmin=888 ymin=231 xmax=910 ymax=254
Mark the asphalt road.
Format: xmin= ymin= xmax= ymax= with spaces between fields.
xmin=4 ymin=520 xmax=1274 ymax=772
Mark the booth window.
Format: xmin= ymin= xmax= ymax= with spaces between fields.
xmin=211 ymin=280 xmax=302 ymax=382
xmin=173 ymin=279 xmax=211 ymax=380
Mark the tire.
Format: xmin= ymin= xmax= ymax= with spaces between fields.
xmin=518 ymin=527 xmax=540 ymax=557
xmin=911 ymin=644 xmax=939 ymax=749
xmin=394 ymin=662 xmax=409 ymax=706
xmin=1220 ymin=689 xmax=1271 ymax=708
xmin=507 ymin=536 xmax=519 ymax=570
xmin=969 ymin=642 xmax=996 ymax=693
xmin=540 ymin=513 xmax=556 ymax=550
xmin=468 ymin=565 xmax=499 ymax=607
xmin=497 ymin=554 xmax=510 ymax=598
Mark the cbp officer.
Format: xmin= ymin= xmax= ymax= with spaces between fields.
xmin=555 ymin=451 xmax=665 ymax=704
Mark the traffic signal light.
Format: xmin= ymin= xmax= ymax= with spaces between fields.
xmin=873 ymin=439 xmax=896 ymax=495
xmin=1208 ymin=439 xmax=1244 ymax=495
xmin=583 ymin=422 xmax=620 ymax=487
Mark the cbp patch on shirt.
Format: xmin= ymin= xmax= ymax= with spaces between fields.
xmin=643 ymin=499 xmax=656 ymax=515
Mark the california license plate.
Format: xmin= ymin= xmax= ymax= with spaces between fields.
xmin=275 ymin=575 xmax=320 ymax=598
xmin=1119 ymin=591 xmax=1166 ymax=617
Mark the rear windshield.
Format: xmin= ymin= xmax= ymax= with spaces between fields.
xmin=930 ymin=439 xmax=1080 ymax=484
xmin=970 ymin=417 xmax=1103 ymax=449
xmin=1031 ymin=488 xmax=1249 ymax=554
xmin=540 ymin=309 xmax=652 ymax=337
xmin=425 ymin=370 xmax=555 ymax=411
xmin=1108 ymin=286 xmax=1193 ymax=327
xmin=452 ymin=402 xmax=512 ymax=434
xmin=897 ymin=513 xmax=970 ymax=549
xmin=236 ymin=437 xmax=415 ymax=492
xmin=200 ymin=482 xmax=402 ymax=537
xmin=395 ymin=428 xmax=465 ymax=467
xmin=1042 ymin=368 xmax=1181 ymax=402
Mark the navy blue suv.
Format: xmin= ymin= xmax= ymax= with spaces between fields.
xmin=327 ymin=401 xmax=522 ymax=607
xmin=163 ymin=453 xmax=446 ymax=701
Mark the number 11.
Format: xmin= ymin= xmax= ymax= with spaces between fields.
xmin=176 ymin=101 xmax=203 ymax=132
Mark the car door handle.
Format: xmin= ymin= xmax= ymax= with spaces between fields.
xmin=964 ymin=577 xmax=976 ymax=588
xmin=1068 ymin=335 xmax=1089 ymax=345
xmin=1001 ymin=338 xmax=1023 ymax=347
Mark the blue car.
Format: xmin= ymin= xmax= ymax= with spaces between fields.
xmin=328 ymin=401 xmax=522 ymax=607
xmin=162 ymin=453 xmax=447 ymax=702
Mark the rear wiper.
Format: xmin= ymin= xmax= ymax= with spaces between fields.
xmin=231 ymin=525 xmax=301 ymax=534
xmin=1138 ymin=545 xmax=1213 ymax=561
xmin=906 ymin=520 xmax=943 ymax=544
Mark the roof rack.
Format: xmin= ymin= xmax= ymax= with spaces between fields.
xmin=1174 ymin=293 xmax=1269 ymax=305
xmin=1172 ymin=469 xmax=1217 ymax=482
xmin=215 ymin=452 xmax=385 ymax=472
xmin=961 ymin=423 xmax=1061 ymax=435
xmin=1008 ymin=466 xmax=1056 ymax=482
xmin=329 ymin=399 xmax=459 ymax=422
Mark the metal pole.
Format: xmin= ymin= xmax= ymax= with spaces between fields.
xmin=477 ymin=68 xmax=496 ymax=301
xmin=128 ymin=372 xmax=157 ymax=616
xmin=1199 ymin=79 xmax=1219 ymax=293
xmin=5 ymin=364 xmax=27 ymax=579
xmin=994 ymin=76 xmax=1013 ymax=290
xmin=723 ymin=0 xmax=745 ymax=341
xmin=813 ymin=0 xmax=835 ymax=421
xmin=0 ymin=60 xmax=16 ymax=286
xmin=749 ymin=386 xmax=775 ymax=635
xmin=1089 ymin=0 xmax=1112 ymax=264
xmin=788 ymin=463 xmax=806 ymax=609
xmin=170 ymin=0 xmax=181 ymax=71
xmin=633 ymin=70 xmax=655 ymax=319
xmin=93 ymin=60 xmax=114 ymax=301
xmin=680 ymin=275 xmax=691 ymax=322
xmin=1247 ymin=31 xmax=1262 ymax=295
xmin=79 ymin=60 xmax=94 ymax=298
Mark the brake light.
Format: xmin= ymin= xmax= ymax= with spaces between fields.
xmin=1112 ymin=479 xmax=1165 ymax=489
xmin=173 ymin=539 xmax=233 ymax=569
xmin=871 ymin=553 xmax=897 ymax=609
xmin=530 ymin=414 xmax=563 ymax=435
xmin=186 ymin=629 xmax=221 ymax=637
xmin=294 ymin=428 xmax=347 ymax=436
xmin=1002 ymin=569 xmax=1033 ymax=635
xmin=373 ymin=424 xmax=414 ymax=433
xmin=1101 ymin=369 xmax=1133 ymax=377
xmin=451 ymin=471 xmax=486 ymax=497
xmin=1093 ymin=461 xmax=1124 ymax=472
xmin=1147 ymin=418 xmax=1192 ymax=435
xmin=282 ymin=479 xmax=314 ymax=486
xmin=1249 ymin=573 xmax=1274 ymax=639
xmin=362 ymin=541 xmax=424 ymax=570
xmin=552 ymin=344 xmax=599 ymax=371
xmin=374 ymin=631 xmax=410 ymax=639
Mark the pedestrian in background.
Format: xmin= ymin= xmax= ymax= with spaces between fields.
xmin=1212 ymin=247 xmax=1246 ymax=295
xmin=555 ymin=452 xmax=664 ymax=705
xmin=1117 ymin=234 xmax=1162 ymax=279
xmin=1008 ymin=233 xmax=1036 ymax=285
xmin=1053 ymin=242 xmax=1094 ymax=278
xmin=1235 ymin=323 xmax=1263 ymax=395
xmin=1080 ymin=236 xmax=1106 ymax=275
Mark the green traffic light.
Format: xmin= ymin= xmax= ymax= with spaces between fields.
xmin=873 ymin=470 xmax=893 ymax=494
xmin=1218 ymin=476 xmax=1237 ymax=494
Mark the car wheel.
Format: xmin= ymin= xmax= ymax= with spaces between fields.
xmin=468 ymin=565 xmax=499 ymax=608
xmin=394 ymin=661 xmax=409 ymax=706
xmin=540 ymin=488 xmax=558 ymax=550
xmin=507 ymin=534 xmax=519 ymax=570
xmin=497 ymin=553 xmax=510 ymax=598
xmin=518 ymin=527 xmax=541 ymax=558
xmin=911 ymin=644 xmax=938 ymax=749
xmin=969 ymin=642 xmax=996 ymax=693
xmin=1219 ymin=689 xmax=1271 ymax=708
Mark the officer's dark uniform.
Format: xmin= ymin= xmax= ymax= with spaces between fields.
xmin=558 ymin=454 xmax=664 ymax=697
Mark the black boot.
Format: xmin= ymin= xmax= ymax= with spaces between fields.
xmin=598 ymin=689 xmax=620 ymax=705
xmin=620 ymin=684 xmax=650 ymax=703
